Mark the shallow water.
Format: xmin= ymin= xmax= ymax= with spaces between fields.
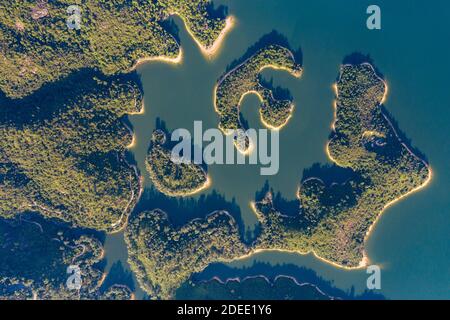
xmin=105 ymin=0 xmax=450 ymax=299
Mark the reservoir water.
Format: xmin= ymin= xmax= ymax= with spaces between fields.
xmin=105 ymin=0 xmax=450 ymax=299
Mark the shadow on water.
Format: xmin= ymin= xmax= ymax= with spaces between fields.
xmin=159 ymin=1 xmax=228 ymax=45
xmin=100 ymin=261 xmax=135 ymax=293
xmin=258 ymin=76 xmax=293 ymax=101
xmin=342 ymin=52 xmax=385 ymax=80
xmin=207 ymin=2 xmax=228 ymax=20
xmin=339 ymin=54 xmax=428 ymax=162
xmin=194 ymin=261 xmax=386 ymax=300
xmin=255 ymin=180 xmax=299 ymax=217
xmin=380 ymin=105 xmax=429 ymax=163
xmin=132 ymin=186 xmax=246 ymax=232
xmin=225 ymin=30 xmax=303 ymax=73
xmin=253 ymin=161 xmax=361 ymax=218
xmin=302 ymin=163 xmax=358 ymax=185
xmin=159 ymin=18 xmax=181 ymax=43
xmin=152 ymin=117 xmax=208 ymax=172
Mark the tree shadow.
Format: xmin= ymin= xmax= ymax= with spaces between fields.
xmin=207 ymin=2 xmax=229 ymax=20
xmin=301 ymin=163 xmax=358 ymax=186
xmin=380 ymin=105 xmax=429 ymax=163
xmin=0 ymin=212 xmax=106 ymax=285
xmin=259 ymin=76 xmax=293 ymax=101
xmin=0 ymin=68 xmax=142 ymax=128
xmin=225 ymin=30 xmax=303 ymax=73
xmin=100 ymin=261 xmax=135 ymax=293
xmin=255 ymin=180 xmax=299 ymax=217
xmin=342 ymin=52 xmax=385 ymax=79
xmin=132 ymin=187 xmax=245 ymax=237
xmin=192 ymin=261 xmax=386 ymax=300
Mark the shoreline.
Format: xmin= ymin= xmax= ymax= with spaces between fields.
xmin=245 ymin=202 xmax=367 ymax=270
xmin=213 ymin=61 xmax=302 ymax=141
xmin=326 ymin=63 xmax=433 ymax=265
xmin=129 ymin=48 xmax=184 ymax=73
xmin=199 ymin=274 xmax=337 ymax=300
xmin=171 ymin=15 xmax=235 ymax=59
xmin=148 ymin=169 xmax=212 ymax=198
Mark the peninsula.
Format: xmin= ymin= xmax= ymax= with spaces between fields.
xmin=146 ymin=130 xmax=210 ymax=197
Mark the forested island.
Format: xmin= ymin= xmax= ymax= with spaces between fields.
xmin=125 ymin=63 xmax=430 ymax=298
xmin=146 ymin=129 xmax=210 ymax=197
xmin=252 ymin=63 xmax=431 ymax=267
xmin=215 ymin=44 xmax=301 ymax=152
xmin=0 ymin=72 xmax=141 ymax=232
xmin=0 ymin=0 xmax=230 ymax=98
xmin=0 ymin=214 xmax=132 ymax=300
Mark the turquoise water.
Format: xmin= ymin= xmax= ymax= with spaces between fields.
xmin=105 ymin=0 xmax=450 ymax=299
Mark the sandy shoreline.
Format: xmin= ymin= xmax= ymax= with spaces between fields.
xmin=174 ymin=15 xmax=235 ymax=59
xmin=326 ymin=63 xmax=433 ymax=267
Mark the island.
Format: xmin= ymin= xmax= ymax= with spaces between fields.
xmin=146 ymin=129 xmax=210 ymax=197
xmin=0 ymin=214 xmax=133 ymax=300
xmin=214 ymin=44 xmax=302 ymax=152
xmin=0 ymin=72 xmax=141 ymax=232
xmin=0 ymin=0 xmax=232 ymax=98
xmin=253 ymin=63 xmax=431 ymax=267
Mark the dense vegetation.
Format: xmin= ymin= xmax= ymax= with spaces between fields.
xmin=253 ymin=63 xmax=431 ymax=267
xmin=125 ymin=209 xmax=248 ymax=299
xmin=0 ymin=72 xmax=141 ymax=232
xmin=177 ymin=275 xmax=385 ymax=300
xmin=215 ymin=44 xmax=302 ymax=151
xmin=1 ymin=0 xmax=430 ymax=297
xmin=125 ymin=63 xmax=430 ymax=298
xmin=0 ymin=0 xmax=228 ymax=98
xmin=176 ymin=276 xmax=331 ymax=300
xmin=0 ymin=215 xmax=132 ymax=300
xmin=146 ymin=129 xmax=209 ymax=197
xmin=161 ymin=0 xmax=227 ymax=50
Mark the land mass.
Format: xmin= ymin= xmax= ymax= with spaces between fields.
xmin=0 ymin=214 xmax=132 ymax=300
xmin=125 ymin=209 xmax=248 ymax=299
xmin=252 ymin=63 xmax=431 ymax=267
xmin=215 ymin=44 xmax=302 ymax=152
xmin=0 ymin=0 xmax=232 ymax=98
xmin=0 ymin=72 xmax=141 ymax=232
xmin=146 ymin=129 xmax=210 ymax=197
xmin=125 ymin=62 xmax=431 ymax=299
